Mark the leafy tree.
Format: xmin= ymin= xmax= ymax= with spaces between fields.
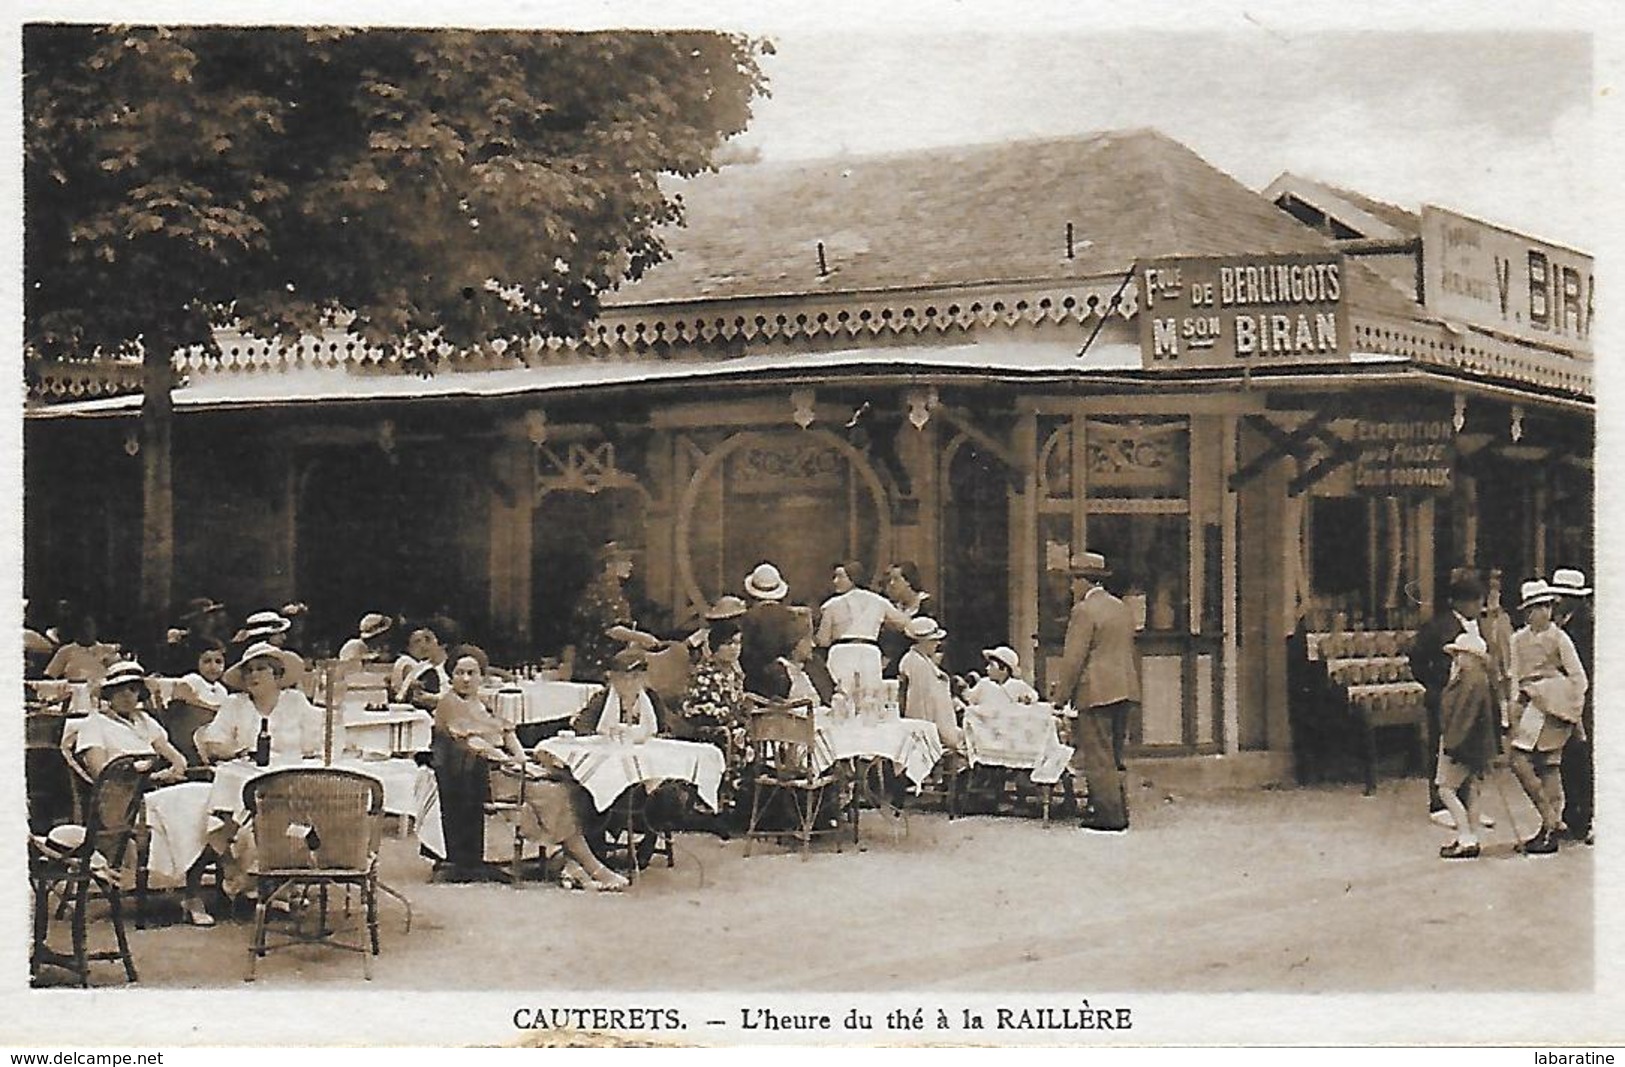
xmin=25 ymin=26 xmax=767 ymax=634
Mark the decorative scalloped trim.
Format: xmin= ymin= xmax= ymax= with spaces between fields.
xmin=27 ymin=281 xmax=1593 ymax=403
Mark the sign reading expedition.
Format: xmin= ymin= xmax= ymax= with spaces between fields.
xmin=1136 ymin=253 xmax=1349 ymax=369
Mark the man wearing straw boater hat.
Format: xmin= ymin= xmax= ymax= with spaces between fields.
xmin=1051 ymin=551 xmax=1139 ymax=833
xmin=1551 ymin=568 xmax=1595 ymax=844
xmin=1506 ymin=578 xmax=1588 ymax=855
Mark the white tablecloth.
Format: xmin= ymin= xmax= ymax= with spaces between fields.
xmin=962 ymin=702 xmax=1075 ymax=785
xmin=341 ymin=702 xmax=433 ymax=755
xmin=811 ymin=710 xmax=945 ymax=786
xmin=485 ymin=680 xmax=603 ymax=727
xmin=27 ymin=680 xmax=94 ymax=713
xmin=533 ymin=735 xmax=723 ymax=813
xmin=208 ymin=758 xmax=443 ymax=858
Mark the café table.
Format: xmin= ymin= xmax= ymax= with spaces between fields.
xmin=339 ymin=701 xmax=434 ymax=756
xmin=810 ymin=709 xmax=944 ymax=787
xmin=960 ymin=701 xmax=1076 ymax=823
xmin=485 ymin=680 xmax=603 ymax=730
xmin=533 ymin=733 xmax=724 ymax=882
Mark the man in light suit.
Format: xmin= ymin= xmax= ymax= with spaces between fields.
xmin=1051 ymin=552 xmax=1140 ymax=832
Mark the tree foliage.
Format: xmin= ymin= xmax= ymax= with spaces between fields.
xmin=24 ymin=25 xmax=769 ymax=361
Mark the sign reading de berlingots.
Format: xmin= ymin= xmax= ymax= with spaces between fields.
xmin=1135 ymin=253 xmax=1350 ymax=369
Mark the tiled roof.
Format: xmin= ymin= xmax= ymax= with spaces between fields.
xmin=607 ymin=128 xmax=1341 ymax=306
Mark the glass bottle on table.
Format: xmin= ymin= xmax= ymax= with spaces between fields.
xmin=254 ymin=716 xmax=272 ymax=767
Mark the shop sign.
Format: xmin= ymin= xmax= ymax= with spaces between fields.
xmin=1136 ymin=253 xmax=1349 ymax=369
xmin=728 ymin=436 xmax=845 ymax=494
xmin=1350 ymin=416 xmax=1455 ymax=496
xmin=1420 ymin=205 xmax=1593 ymax=357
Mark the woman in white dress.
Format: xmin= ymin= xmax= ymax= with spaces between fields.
xmin=72 ymin=661 xmax=219 ymax=926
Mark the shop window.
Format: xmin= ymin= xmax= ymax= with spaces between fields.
xmin=1309 ymin=496 xmax=1369 ymax=598
xmin=1089 ymin=513 xmax=1191 ymax=634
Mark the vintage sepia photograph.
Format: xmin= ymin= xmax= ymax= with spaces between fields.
xmin=6 ymin=1 xmax=1616 ymax=1050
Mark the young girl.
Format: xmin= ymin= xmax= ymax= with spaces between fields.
xmin=965 ymin=646 xmax=1040 ymax=706
xmin=1434 ymin=633 xmax=1500 ymax=858
xmin=172 ymin=640 xmax=229 ymax=715
xmin=1508 ymin=579 xmax=1588 ymax=855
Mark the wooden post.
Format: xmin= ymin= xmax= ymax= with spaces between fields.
xmin=322 ymin=662 xmax=335 ymax=766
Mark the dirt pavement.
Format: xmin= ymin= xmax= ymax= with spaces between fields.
xmin=41 ymin=767 xmax=1589 ymax=994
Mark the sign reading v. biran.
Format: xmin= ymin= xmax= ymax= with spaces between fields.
xmin=1136 ymin=253 xmax=1350 ymax=369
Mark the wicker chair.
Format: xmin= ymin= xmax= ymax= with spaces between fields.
xmin=743 ymin=705 xmax=853 ymax=858
xmin=28 ymin=753 xmax=154 ymax=987
xmin=242 ymin=767 xmax=387 ymax=981
xmin=58 ymin=731 xmax=153 ymax=926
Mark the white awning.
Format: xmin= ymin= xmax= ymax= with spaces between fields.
xmin=25 ymin=339 xmax=1420 ymax=420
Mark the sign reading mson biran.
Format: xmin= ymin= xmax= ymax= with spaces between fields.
xmin=1420 ymin=205 xmax=1593 ymax=358
xmin=1135 ymin=253 xmax=1349 ymax=368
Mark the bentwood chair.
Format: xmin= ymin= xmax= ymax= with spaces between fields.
xmin=743 ymin=705 xmax=853 ymax=858
xmin=242 ymin=767 xmax=387 ymax=981
xmin=28 ymin=754 xmax=154 ymax=987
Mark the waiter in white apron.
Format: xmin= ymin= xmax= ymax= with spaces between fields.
xmin=816 ymin=560 xmax=911 ymax=698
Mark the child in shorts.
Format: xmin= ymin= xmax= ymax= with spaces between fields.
xmin=1507 ymin=579 xmax=1589 ymax=855
xmin=1435 ymin=632 xmax=1501 ymax=858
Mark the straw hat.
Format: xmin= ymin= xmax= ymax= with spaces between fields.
xmin=223 ymin=641 xmax=306 ymax=690
xmin=357 ymin=612 xmax=394 ymax=640
xmin=232 ymin=610 xmax=291 ymax=644
xmin=1067 ymin=551 xmax=1112 ymax=578
xmin=99 ymin=660 xmax=150 ymax=695
xmin=607 ymin=647 xmax=649 ymax=675
xmin=705 ymin=595 xmax=749 ymax=621
xmin=177 ymin=597 xmax=225 ymax=625
xmin=1518 ymin=579 xmax=1559 ymax=611
xmin=1550 ymin=568 xmax=1592 ymax=598
xmin=744 ymin=562 xmax=790 ymax=602
xmin=1443 ymin=632 xmax=1488 ymax=658
xmin=904 ymin=616 xmax=947 ymax=642
xmin=982 ymin=646 xmax=1021 ymax=672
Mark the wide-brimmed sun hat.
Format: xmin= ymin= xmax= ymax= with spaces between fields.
xmin=1067 ymin=551 xmax=1112 ymax=578
xmin=744 ymin=563 xmax=789 ymax=602
xmin=177 ymin=597 xmax=225 ymax=624
xmin=905 ymin=616 xmax=947 ymax=642
xmin=232 ymin=610 xmax=291 ymax=644
xmin=223 ymin=641 xmax=306 ymax=690
xmin=358 ymin=612 xmax=394 ymax=640
xmin=1518 ymin=579 xmax=1559 ymax=612
xmin=1550 ymin=568 xmax=1592 ymax=598
xmin=98 ymin=660 xmax=150 ymax=695
xmin=982 ymin=646 xmax=1021 ymax=672
xmin=705 ymin=595 xmax=749 ymax=621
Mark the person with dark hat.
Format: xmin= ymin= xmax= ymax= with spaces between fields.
xmin=159 ymin=597 xmax=229 ymax=676
xmin=1551 ymin=568 xmax=1595 ymax=843
xmin=1051 ymin=552 xmax=1139 ymax=832
xmin=1406 ymin=567 xmax=1486 ymax=824
xmin=567 ymin=542 xmax=660 ymax=683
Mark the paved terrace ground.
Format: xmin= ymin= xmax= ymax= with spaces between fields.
xmin=41 ymin=769 xmax=1591 ymax=995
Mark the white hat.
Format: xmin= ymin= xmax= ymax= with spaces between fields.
xmin=1550 ymin=568 xmax=1592 ymax=598
xmin=1518 ymin=579 xmax=1559 ymax=611
xmin=1443 ymin=632 xmax=1488 ymax=658
xmin=98 ymin=660 xmax=149 ymax=694
xmin=1067 ymin=551 xmax=1112 ymax=577
xmin=905 ymin=615 xmax=947 ymax=642
xmin=232 ymin=609 xmax=291 ymax=644
xmin=358 ymin=612 xmax=394 ymax=640
xmin=744 ymin=563 xmax=789 ymax=602
xmin=982 ymin=646 xmax=1021 ymax=672
xmin=223 ymin=641 xmax=306 ymax=691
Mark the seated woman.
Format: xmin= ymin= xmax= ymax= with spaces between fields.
xmin=434 ymin=649 xmax=628 ymax=890
xmin=897 ymin=617 xmax=964 ymax=750
xmin=45 ymin=614 xmax=119 ymax=683
xmin=572 ymin=648 xmax=663 ymax=740
xmin=677 ymin=621 xmax=750 ymax=817
xmin=195 ymin=641 xmax=322 ymax=901
xmin=75 ymin=660 xmax=219 ymax=927
xmin=965 ymin=646 xmax=1040 ymax=706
